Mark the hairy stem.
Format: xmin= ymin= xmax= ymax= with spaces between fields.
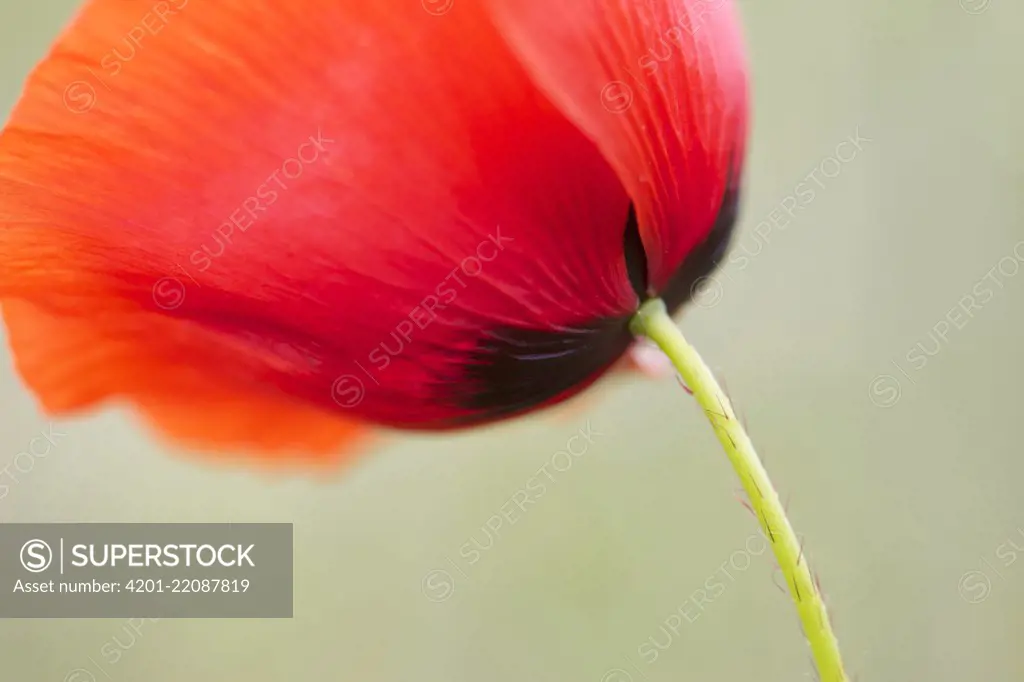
xmin=630 ymin=298 xmax=847 ymax=682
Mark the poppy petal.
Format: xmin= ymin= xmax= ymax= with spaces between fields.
xmin=487 ymin=0 xmax=750 ymax=292
xmin=2 ymin=299 xmax=370 ymax=462
xmin=0 ymin=0 xmax=642 ymax=454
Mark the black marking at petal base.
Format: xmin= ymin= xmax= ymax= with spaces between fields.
xmin=451 ymin=316 xmax=634 ymax=422
xmin=449 ymin=204 xmax=645 ymax=420
xmin=451 ymin=161 xmax=742 ymax=422
xmin=623 ymin=203 xmax=649 ymax=299
xmin=660 ymin=163 xmax=743 ymax=313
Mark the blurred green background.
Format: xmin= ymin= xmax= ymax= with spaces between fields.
xmin=2 ymin=1 xmax=1023 ymax=680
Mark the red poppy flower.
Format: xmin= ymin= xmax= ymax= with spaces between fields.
xmin=0 ymin=0 xmax=748 ymax=462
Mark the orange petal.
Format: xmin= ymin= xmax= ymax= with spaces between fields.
xmin=2 ymin=298 xmax=370 ymax=465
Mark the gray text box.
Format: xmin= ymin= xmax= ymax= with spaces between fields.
xmin=0 ymin=523 xmax=292 ymax=618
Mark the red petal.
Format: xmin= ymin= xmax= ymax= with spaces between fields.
xmin=0 ymin=0 xmax=636 ymax=455
xmin=487 ymin=0 xmax=750 ymax=290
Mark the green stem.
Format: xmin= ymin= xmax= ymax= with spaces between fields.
xmin=630 ymin=298 xmax=848 ymax=682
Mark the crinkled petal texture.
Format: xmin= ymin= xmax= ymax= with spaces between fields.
xmin=0 ymin=0 xmax=748 ymax=461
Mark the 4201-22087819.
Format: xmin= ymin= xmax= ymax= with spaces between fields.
xmin=125 ymin=578 xmax=250 ymax=593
